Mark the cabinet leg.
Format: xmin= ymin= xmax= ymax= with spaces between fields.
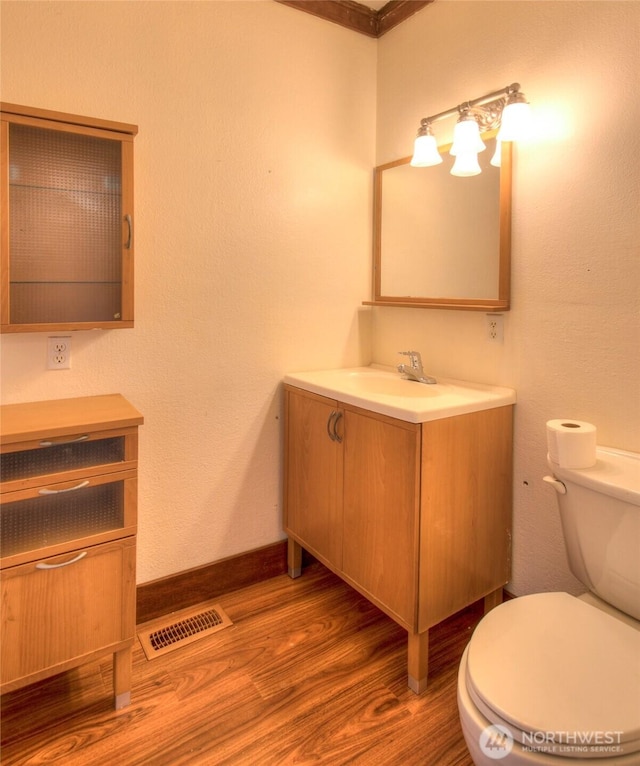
xmin=407 ymin=629 xmax=429 ymax=694
xmin=113 ymin=647 xmax=132 ymax=710
xmin=287 ymin=537 xmax=302 ymax=579
xmin=484 ymin=587 xmax=504 ymax=614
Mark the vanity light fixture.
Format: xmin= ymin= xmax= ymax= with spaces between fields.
xmin=410 ymin=82 xmax=531 ymax=175
xmin=490 ymin=139 xmax=502 ymax=168
xmin=450 ymin=110 xmax=486 ymax=156
xmin=410 ymin=121 xmax=443 ymax=167
xmin=450 ymin=110 xmax=486 ymax=177
xmin=451 ymin=149 xmax=483 ymax=177
xmin=498 ymin=88 xmax=533 ymax=141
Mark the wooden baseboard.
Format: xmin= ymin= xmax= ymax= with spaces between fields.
xmin=137 ymin=539 xmax=505 ymax=626
xmin=136 ymin=541 xmax=291 ymax=624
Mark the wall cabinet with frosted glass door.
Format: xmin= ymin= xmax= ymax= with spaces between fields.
xmin=0 ymin=395 xmax=143 ymax=710
xmin=0 ymin=103 xmax=137 ymax=332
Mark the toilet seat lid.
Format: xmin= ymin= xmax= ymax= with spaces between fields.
xmin=466 ymin=593 xmax=640 ymax=756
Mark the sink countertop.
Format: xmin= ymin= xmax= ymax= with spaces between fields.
xmin=284 ymin=366 xmax=516 ymax=423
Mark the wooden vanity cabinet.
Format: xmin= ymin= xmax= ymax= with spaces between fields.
xmin=283 ymin=384 xmax=513 ymax=693
xmin=0 ymin=395 xmax=143 ymax=709
xmin=0 ymin=103 xmax=137 ymax=333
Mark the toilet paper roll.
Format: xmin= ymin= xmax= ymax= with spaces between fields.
xmin=546 ymin=419 xmax=597 ymax=469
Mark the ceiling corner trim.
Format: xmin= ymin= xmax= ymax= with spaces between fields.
xmin=274 ymin=0 xmax=435 ymax=38
xmin=275 ymin=0 xmax=378 ymax=38
xmin=377 ymin=0 xmax=434 ymax=37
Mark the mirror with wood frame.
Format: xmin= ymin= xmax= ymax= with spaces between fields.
xmin=365 ymin=135 xmax=512 ymax=311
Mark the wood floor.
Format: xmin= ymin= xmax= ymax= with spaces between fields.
xmin=1 ymin=563 xmax=481 ymax=766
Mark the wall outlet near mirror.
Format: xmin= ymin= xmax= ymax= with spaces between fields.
xmin=486 ymin=314 xmax=504 ymax=343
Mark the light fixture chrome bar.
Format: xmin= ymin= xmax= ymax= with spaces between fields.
xmin=418 ymin=82 xmax=521 ymax=127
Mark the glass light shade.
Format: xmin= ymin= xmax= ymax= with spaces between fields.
xmin=450 ymin=150 xmax=481 ymax=177
xmin=499 ymin=100 xmax=532 ymax=141
xmin=410 ymin=134 xmax=443 ymax=167
xmin=450 ymin=118 xmax=486 ymax=156
xmin=490 ymin=139 xmax=501 ymax=168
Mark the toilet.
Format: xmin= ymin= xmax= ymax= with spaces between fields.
xmin=457 ymin=446 xmax=640 ymax=765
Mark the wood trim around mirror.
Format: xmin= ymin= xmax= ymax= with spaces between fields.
xmin=364 ymin=138 xmax=512 ymax=311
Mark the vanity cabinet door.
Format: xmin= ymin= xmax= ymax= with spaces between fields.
xmin=418 ymin=406 xmax=513 ymax=630
xmin=342 ymin=408 xmax=421 ymax=628
xmin=284 ymin=388 xmax=344 ymax=569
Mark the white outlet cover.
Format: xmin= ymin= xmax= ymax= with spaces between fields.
xmin=486 ymin=314 xmax=504 ymax=343
xmin=47 ymin=336 xmax=72 ymax=369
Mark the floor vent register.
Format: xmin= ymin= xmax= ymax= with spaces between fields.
xmin=137 ymin=600 xmax=233 ymax=659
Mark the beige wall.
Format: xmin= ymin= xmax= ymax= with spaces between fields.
xmin=0 ymin=1 xmax=376 ymax=583
xmin=1 ymin=1 xmax=638 ymax=598
xmin=375 ymin=1 xmax=640 ymax=595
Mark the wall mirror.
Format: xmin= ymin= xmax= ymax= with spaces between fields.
xmin=365 ymin=136 xmax=512 ymax=311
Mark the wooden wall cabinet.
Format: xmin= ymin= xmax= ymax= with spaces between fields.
xmin=283 ymin=384 xmax=513 ymax=693
xmin=0 ymin=103 xmax=137 ymax=333
xmin=0 ymin=395 xmax=143 ymax=709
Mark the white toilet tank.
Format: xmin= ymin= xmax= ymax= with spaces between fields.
xmin=547 ymin=446 xmax=640 ymax=621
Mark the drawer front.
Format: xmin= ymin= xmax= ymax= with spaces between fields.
xmin=0 ymin=472 xmax=137 ymax=566
xmin=1 ymin=428 xmax=138 ymax=493
xmin=1 ymin=538 xmax=136 ymax=686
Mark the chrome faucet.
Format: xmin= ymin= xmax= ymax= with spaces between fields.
xmin=397 ymin=351 xmax=437 ymax=384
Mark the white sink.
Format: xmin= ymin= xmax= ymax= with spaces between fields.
xmin=284 ymin=366 xmax=516 ymax=423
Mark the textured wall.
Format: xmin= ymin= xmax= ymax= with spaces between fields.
xmin=374 ymin=1 xmax=640 ymax=595
xmin=2 ymin=1 xmax=638 ymax=597
xmin=0 ymin=1 xmax=376 ymax=583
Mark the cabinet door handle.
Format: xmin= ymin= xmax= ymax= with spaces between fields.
xmin=39 ymin=434 xmax=89 ymax=447
xmin=36 ymin=551 xmax=87 ymax=570
xmin=327 ymin=411 xmax=338 ymax=442
xmin=326 ymin=411 xmax=343 ymax=443
xmin=124 ymin=214 xmax=133 ymax=249
xmin=332 ymin=411 xmax=343 ymax=444
xmin=38 ymin=480 xmax=90 ymax=496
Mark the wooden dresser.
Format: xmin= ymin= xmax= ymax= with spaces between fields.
xmin=0 ymin=394 xmax=143 ymax=708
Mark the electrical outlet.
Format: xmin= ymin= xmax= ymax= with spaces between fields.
xmin=486 ymin=314 xmax=504 ymax=343
xmin=47 ymin=336 xmax=72 ymax=369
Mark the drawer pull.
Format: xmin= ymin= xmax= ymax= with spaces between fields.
xmin=36 ymin=551 xmax=87 ymax=570
xmin=38 ymin=480 xmax=90 ymax=496
xmin=39 ymin=435 xmax=89 ymax=447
